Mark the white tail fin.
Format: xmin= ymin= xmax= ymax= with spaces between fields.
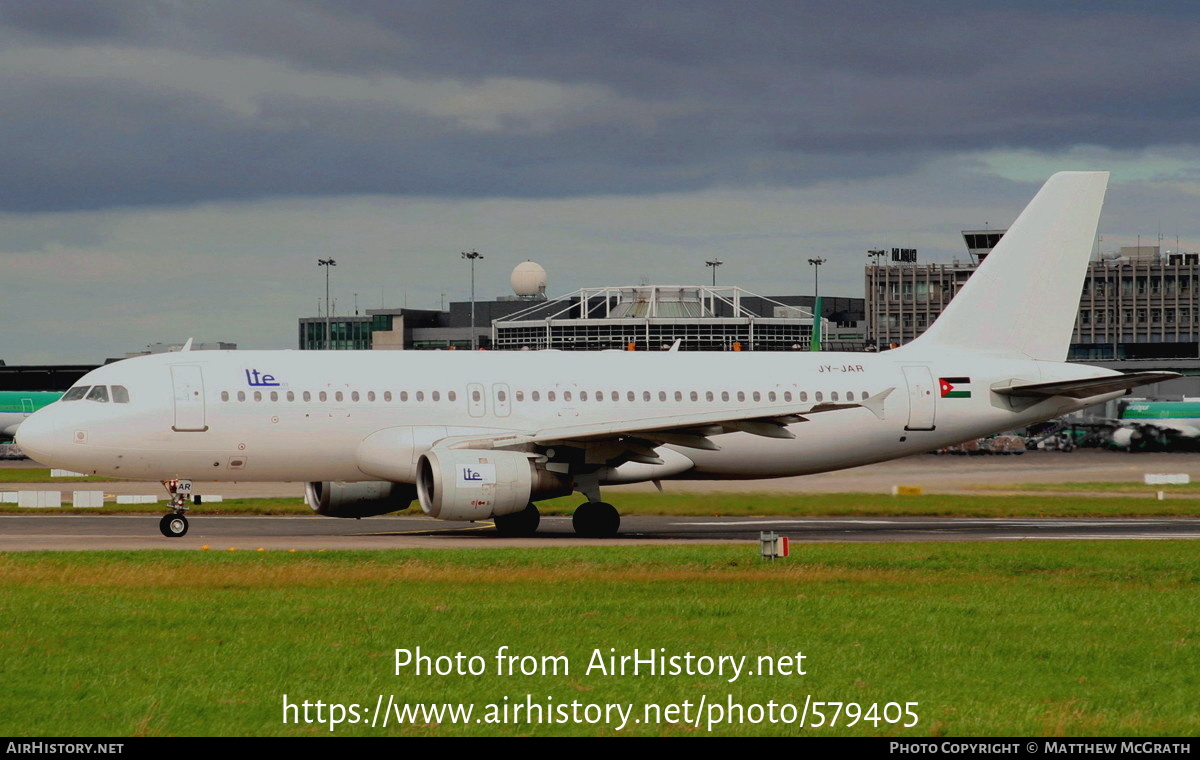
xmin=909 ymin=171 xmax=1109 ymax=361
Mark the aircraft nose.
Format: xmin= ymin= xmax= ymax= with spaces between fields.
xmin=15 ymin=408 xmax=64 ymax=466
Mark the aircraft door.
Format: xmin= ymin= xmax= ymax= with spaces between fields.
xmin=467 ymin=383 xmax=485 ymax=417
xmin=902 ymin=366 xmax=936 ymax=431
xmin=492 ymin=383 xmax=511 ymax=417
xmin=171 ymin=365 xmax=208 ymax=432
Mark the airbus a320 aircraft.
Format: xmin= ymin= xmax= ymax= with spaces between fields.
xmin=17 ymin=172 xmax=1175 ymax=538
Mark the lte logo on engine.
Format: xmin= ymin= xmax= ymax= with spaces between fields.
xmin=457 ymin=464 xmax=496 ymax=487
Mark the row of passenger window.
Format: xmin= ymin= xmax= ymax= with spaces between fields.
xmin=61 ymin=385 xmax=131 ymax=403
xmin=219 ymin=388 xmax=871 ymax=404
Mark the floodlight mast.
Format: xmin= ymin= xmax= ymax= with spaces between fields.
xmin=461 ymin=251 xmax=484 ymax=349
xmin=318 ymin=258 xmax=337 ymax=349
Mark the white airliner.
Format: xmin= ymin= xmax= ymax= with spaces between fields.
xmin=16 ymin=172 xmax=1174 ymax=538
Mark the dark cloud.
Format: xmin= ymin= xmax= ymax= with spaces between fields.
xmin=2 ymin=1 xmax=1200 ymax=211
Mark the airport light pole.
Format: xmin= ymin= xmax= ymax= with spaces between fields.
xmin=318 ymin=258 xmax=336 ymax=350
xmin=705 ymin=258 xmax=724 ymax=286
xmin=461 ymin=250 xmax=484 ymax=349
xmin=807 ymin=257 xmax=827 ymax=298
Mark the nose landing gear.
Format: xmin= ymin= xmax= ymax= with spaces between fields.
xmin=159 ymin=478 xmax=192 ymax=538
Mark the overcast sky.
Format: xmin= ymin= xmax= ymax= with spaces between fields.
xmin=4 ymin=1 xmax=1200 ymax=362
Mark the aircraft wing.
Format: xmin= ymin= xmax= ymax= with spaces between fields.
xmin=991 ymin=372 xmax=1179 ymax=400
xmin=446 ymin=387 xmax=895 ymax=453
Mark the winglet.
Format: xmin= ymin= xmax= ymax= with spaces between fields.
xmin=861 ymin=387 xmax=894 ymax=420
xmin=668 ymin=339 xmax=682 ymax=353
xmin=180 ymin=338 xmax=194 ymax=352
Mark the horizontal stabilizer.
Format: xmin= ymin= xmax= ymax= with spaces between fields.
xmin=991 ymin=372 xmax=1179 ymax=400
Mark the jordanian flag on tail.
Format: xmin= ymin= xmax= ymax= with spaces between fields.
xmin=939 ymin=377 xmax=971 ymax=398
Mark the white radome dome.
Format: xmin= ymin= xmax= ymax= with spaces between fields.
xmin=510 ymin=260 xmax=547 ymax=297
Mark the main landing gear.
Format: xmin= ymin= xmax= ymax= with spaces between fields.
xmin=572 ymin=501 xmax=620 ymax=538
xmin=159 ymin=478 xmax=192 ymax=538
xmin=494 ymin=503 xmax=541 ymax=537
xmin=571 ymin=474 xmax=620 ymax=538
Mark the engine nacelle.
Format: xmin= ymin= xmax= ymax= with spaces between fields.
xmin=305 ymin=480 xmax=417 ymax=518
xmin=416 ymin=449 xmax=571 ymax=521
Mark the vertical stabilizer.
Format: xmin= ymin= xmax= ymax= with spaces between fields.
xmin=909 ymin=171 xmax=1109 ymax=361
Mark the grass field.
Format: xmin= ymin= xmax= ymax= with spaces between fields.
xmin=4 ymin=490 xmax=1200 ymax=517
xmin=3 ymin=543 xmax=1199 ymax=737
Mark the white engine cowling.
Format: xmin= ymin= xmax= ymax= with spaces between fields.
xmin=416 ymin=449 xmax=571 ymax=521
xmin=305 ymin=481 xmax=417 ymax=518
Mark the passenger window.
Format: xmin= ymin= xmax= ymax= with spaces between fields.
xmin=270 ymin=391 xmax=279 ymax=402
xmin=303 ymin=391 xmax=311 ymax=402
xmin=335 ymin=391 xmax=344 ymax=402
xmin=784 ymin=391 xmax=793 ymax=402
xmin=515 ymin=391 xmax=524 ymax=402
xmin=831 ymin=392 xmax=839 ymax=402
xmin=815 ymin=392 xmax=824 ymax=402
xmin=254 ymin=391 xmax=262 ymax=402
xmin=448 ymin=391 xmax=457 ymax=402
xmin=799 ymin=392 xmax=808 ymax=402
xmin=564 ymin=391 xmax=572 ymax=402
xmin=351 ymin=391 xmax=360 ymax=402
xmin=862 ymin=391 xmax=870 ymax=400
xmin=433 ymin=391 xmax=441 ymax=402
xmin=737 ymin=391 xmax=745 ymax=402
xmin=221 ymin=391 xmax=230 ymax=402
xmin=847 ymin=391 xmax=855 ymax=401
xmin=548 ymin=391 xmax=556 ymax=401
xmin=721 ymin=391 xmax=729 ymax=402
xmin=706 ymin=391 xmax=714 ymax=402
xmin=752 ymin=391 xmax=761 ymax=402
xmin=643 ymin=391 xmax=651 ymax=402
xmin=367 ymin=391 xmax=375 ymax=402
xmin=674 ymin=391 xmax=682 ymax=402
xmin=416 ymin=391 xmax=425 ymax=402
xmin=611 ymin=391 xmax=619 ymax=401
xmin=401 ymin=391 xmax=409 ymax=402
xmin=690 ymin=391 xmax=698 ymax=401
xmin=384 ymin=391 xmax=392 ymax=402
xmin=287 ymin=391 xmax=296 ymax=402
xmin=238 ymin=391 xmax=246 ymax=402
xmin=581 ymin=391 xmax=588 ymax=401
xmin=62 ymin=386 xmax=90 ymax=401
xmin=86 ymin=386 xmax=109 ymax=403
xmin=627 ymin=391 xmax=635 ymax=402
xmin=319 ymin=392 xmax=328 ymax=402
xmin=471 ymin=390 xmax=481 ymax=402
xmin=658 ymin=391 xmax=667 ymax=402
xmin=595 ymin=391 xmax=603 ymax=402
xmin=532 ymin=391 xmax=541 ymax=402
xmin=768 ymin=391 xmax=776 ymax=402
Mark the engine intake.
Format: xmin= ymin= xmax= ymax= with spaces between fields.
xmin=416 ymin=449 xmax=571 ymax=521
xmin=305 ymin=481 xmax=417 ymax=518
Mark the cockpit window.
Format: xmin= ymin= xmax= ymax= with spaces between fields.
xmin=85 ymin=386 xmax=109 ymax=403
xmin=111 ymin=385 xmax=130 ymax=404
xmin=62 ymin=386 xmax=90 ymax=402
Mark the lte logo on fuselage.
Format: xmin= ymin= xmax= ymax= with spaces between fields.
xmin=244 ymin=369 xmax=281 ymax=387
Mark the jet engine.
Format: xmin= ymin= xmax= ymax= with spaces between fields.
xmin=416 ymin=449 xmax=572 ymax=521
xmin=305 ymin=480 xmax=417 ymax=518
